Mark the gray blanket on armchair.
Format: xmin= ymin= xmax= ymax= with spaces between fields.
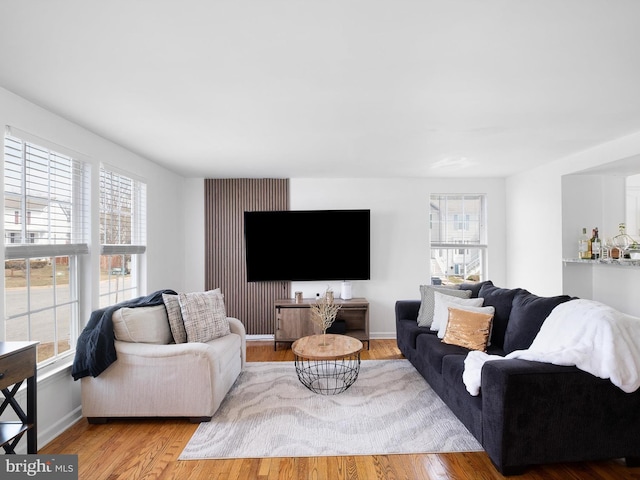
xmin=71 ymin=289 xmax=177 ymax=380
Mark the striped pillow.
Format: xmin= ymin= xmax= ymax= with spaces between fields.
xmin=417 ymin=285 xmax=472 ymax=327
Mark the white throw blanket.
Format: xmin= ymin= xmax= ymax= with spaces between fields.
xmin=462 ymin=299 xmax=640 ymax=395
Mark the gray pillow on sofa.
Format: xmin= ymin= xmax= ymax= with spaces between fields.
xmin=163 ymin=287 xmax=222 ymax=344
xmin=163 ymin=293 xmax=187 ymax=344
xmin=417 ymin=285 xmax=472 ymax=327
xmin=179 ymin=290 xmax=230 ymax=343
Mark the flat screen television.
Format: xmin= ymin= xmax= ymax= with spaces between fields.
xmin=244 ymin=209 xmax=370 ymax=282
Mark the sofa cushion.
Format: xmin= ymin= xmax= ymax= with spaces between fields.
xmin=417 ymin=285 xmax=471 ymax=327
xmin=432 ymin=291 xmax=484 ymax=336
xmin=163 ymin=293 xmax=187 ymax=344
xmin=442 ymin=307 xmax=494 ymax=351
xmin=397 ymin=318 xmax=436 ymax=351
xmin=112 ymin=305 xmax=173 ymax=344
xmin=440 ymin=354 xmax=484 ymax=439
xmin=503 ymin=291 xmax=575 ymax=354
xmin=179 ymin=290 xmax=230 ymax=343
xmin=459 ymin=280 xmax=494 ymax=298
xmin=478 ymin=284 xmax=523 ymax=349
xmin=417 ymin=333 xmax=470 ymax=374
xmin=439 ymin=304 xmax=496 ymax=343
xmin=164 ymin=288 xmax=222 ymax=344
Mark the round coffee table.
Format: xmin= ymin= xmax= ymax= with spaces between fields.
xmin=291 ymin=334 xmax=363 ymax=395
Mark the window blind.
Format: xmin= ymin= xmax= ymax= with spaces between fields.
xmin=4 ymin=130 xmax=90 ymax=259
xmin=100 ymin=166 xmax=147 ymax=253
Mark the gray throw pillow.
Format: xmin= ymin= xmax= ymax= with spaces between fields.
xmin=417 ymin=285 xmax=472 ymax=327
xmin=179 ymin=290 xmax=230 ymax=343
xmin=163 ymin=293 xmax=187 ymax=344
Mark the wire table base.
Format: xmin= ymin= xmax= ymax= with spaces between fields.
xmin=294 ymin=355 xmax=361 ymax=395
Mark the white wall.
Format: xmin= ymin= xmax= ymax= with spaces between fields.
xmin=0 ymin=87 xmax=186 ymax=450
xmin=181 ymin=177 xmax=507 ymax=338
xmin=506 ymin=130 xmax=640 ymax=312
xmin=182 ymin=178 xmax=205 ymax=292
xmin=289 ymin=177 xmax=507 ymax=337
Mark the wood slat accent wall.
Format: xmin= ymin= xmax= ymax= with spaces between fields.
xmin=204 ymin=178 xmax=289 ymax=335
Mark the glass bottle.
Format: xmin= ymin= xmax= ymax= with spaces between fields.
xmin=591 ymin=227 xmax=601 ymax=260
xmin=613 ymin=223 xmax=635 ymax=259
xmin=578 ymin=228 xmax=590 ymax=259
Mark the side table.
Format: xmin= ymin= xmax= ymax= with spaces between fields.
xmin=0 ymin=341 xmax=38 ymax=454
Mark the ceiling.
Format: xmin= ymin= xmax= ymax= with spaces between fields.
xmin=1 ymin=0 xmax=640 ymax=179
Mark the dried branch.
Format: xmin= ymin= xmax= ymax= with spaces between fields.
xmin=309 ymin=291 xmax=341 ymax=334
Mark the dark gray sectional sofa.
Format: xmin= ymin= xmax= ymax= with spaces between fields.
xmin=395 ymin=280 xmax=640 ymax=475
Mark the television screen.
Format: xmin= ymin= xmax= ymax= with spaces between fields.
xmin=244 ymin=209 xmax=370 ymax=282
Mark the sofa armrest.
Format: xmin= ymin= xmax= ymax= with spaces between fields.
xmin=227 ymin=316 xmax=246 ymax=368
xmin=395 ymin=300 xmax=421 ymax=322
xmin=480 ymin=359 xmax=640 ymax=474
xmin=114 ymin=339 xmax=214 ymax=357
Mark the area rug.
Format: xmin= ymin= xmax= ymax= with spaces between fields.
xmin=179 ymin=360 xmax=483 ymax=459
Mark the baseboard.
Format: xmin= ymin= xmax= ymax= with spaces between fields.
xmin=370 ymin=332 xmax=396 ymax=339
xmin=37 ymin=407 xmax=84 ymax=452
xmin=247 ymin=333 xmax=397 ymax=341
xmin=247 ymin=334 xmax=274 ymax=341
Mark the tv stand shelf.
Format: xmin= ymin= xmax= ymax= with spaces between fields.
xmin=274 ymin=298 xmax=369 ymax=350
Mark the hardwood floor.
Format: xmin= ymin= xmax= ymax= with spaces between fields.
xmin=40 ymin=340 xmax=639 ymax=480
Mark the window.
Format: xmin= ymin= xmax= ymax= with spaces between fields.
xmin=4 ymin=129 xmax=89 ymax=365
xmin=453 ymin=213 xmax=470 ymax=230
xmin=99 ymin=166 xmax=146 ymax=307
xmin=430 ymin=194 xmax=487 ymax=285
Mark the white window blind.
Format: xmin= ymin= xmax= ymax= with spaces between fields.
xmin=4 ymin=129 xmax=90 ymax=259
xmin=100 ymin=166 xmax=147 ymax=254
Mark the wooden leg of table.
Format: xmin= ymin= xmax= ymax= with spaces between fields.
xmin=26 ymin=374 xmax=37 ymax=454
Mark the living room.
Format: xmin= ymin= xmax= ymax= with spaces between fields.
xmin=1 ymin=1 xmax=640 ymax=479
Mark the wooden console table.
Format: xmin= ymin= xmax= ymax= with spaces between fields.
xmin=0 ymin=341 xmax=38 ymax=454
xmin=274 ymin=297 xmax=369 ymax=350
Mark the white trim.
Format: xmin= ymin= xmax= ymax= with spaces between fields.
xmin=5 ymin=125 xmax=90 ymax=163
xmin=100 ymin=161 xmax=147 ymax=184
xmin=246 ymin=334 xmax=274 ymax=341
xmin=245 ymin=333 xmax=397 ymax=341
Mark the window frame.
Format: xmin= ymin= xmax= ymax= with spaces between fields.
xmin=429 ymin=194 xmax=488 ymax=284
xmin=98 ymin=164 xmax=147 ymax=307
xmin=3 ymin=128 xmax=90 ymax=368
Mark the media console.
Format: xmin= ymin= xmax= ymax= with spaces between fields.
xmin=274 ymin=298 xmax=369 ymax=350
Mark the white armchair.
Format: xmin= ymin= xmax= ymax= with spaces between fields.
xmin=81 ymin=315 xmax=246 ymax=423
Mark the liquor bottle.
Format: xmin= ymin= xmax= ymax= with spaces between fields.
xmin=613 ymin=222 xmax=634 ymax=259
xmin=591 ymin=227 xmax=601 ymax=260
xmin=578 ymin=228 xmax=591 ymax=259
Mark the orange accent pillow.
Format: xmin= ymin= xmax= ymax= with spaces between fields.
xmin=442 ymin=307 xmax=494 ymax=352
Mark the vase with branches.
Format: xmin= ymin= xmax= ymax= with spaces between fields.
xmin=309 ymin=289 xmax=341 ymax=346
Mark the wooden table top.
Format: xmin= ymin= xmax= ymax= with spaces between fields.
xmin=0 ymin=341 xmax=38 ymax=358
xmin=292 ymin=334 xmax=363 ymax=360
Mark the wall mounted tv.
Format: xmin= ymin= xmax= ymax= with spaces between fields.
xmin=244 ymin=209 xmax=370 ymax=282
